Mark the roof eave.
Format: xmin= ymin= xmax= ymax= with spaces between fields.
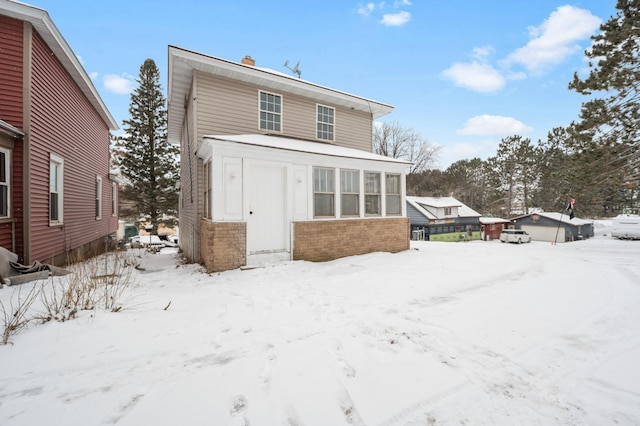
xmin=1 ymin=0 xmax=118 ymax=131
xmin=167 ymin=45 xmax=393 ymax=145
xmin=0 ymin=118 xmax=24 ymax=137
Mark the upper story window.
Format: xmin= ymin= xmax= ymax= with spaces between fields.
xmin=313 ymin=167 xmax=335 ymax=217
xmin=340 ymin=169 xmax=359 ymax=217
xmin=95 ymin=175 xmax=102 ymax=220
xmin=444 ymin=207 xmax=452 ymax=216
xmin=317 ymin=105 xmax=334 ymax=141
xmin=50 ymin=153 xmax=64 ymax=224
xmin=259 ymin=91 xmax=282 ymax=132
xmin=0 ymin=149 xmax=10 ymax=218
xmin=386 ymin=173 xmax=401 ymax=215
xmin=365 ymin=171 xmax=381 ymax=215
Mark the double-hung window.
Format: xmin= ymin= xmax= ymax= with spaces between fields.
xmin=317 ymin=105 xmax=334 ymax=141
xmin=340 ymin=169 xmax=359 ymax=216
xmin=111 ymin=181 xmax=118 ymax=216
xmin=50 ymin=153 xmax=64 ymax=224
xmin=313 ymin=167 xmax=335 ymax=217
xmin=203 ymin=161 xmax=212 ymax=219
xmin=259 ymin=91 xmax=282 ymax=132
xmin=364 ymin=172 xmax=381 ymax=215
xmin=95 ymin=175 xmax=102 ymax=220
xmin=0 ymin=149 xmax=9 ymax=218
xmin=386 ymin=173 xmax=401 ymax=215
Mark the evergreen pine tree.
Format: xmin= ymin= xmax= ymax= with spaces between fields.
xmin=117 ymin=59 xmax=178 ymax=234
xmin=568 ymin=0 xmax=640 ymax=198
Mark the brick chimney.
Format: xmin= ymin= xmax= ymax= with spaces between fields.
xmin=241 ymin=55 xmax=255 ymax=66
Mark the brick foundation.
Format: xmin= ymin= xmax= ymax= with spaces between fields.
xmin=200 ymin=221 xmax=246 ymax=272
xmin=293 ymin=217 xmax=410 ymax=262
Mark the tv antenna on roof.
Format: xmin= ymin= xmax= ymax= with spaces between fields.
xmin=284 ymin=60 xmax=302 ymax=78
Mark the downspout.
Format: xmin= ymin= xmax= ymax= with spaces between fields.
xmin=22 ymin=21 xmax=33 ymax=264
xmin=11 ymin=220 xmax=15 ymax=253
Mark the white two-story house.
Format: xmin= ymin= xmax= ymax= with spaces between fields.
xmin=168 ymin=46 xmax=411 ymax=272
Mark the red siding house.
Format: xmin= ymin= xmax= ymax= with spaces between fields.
xmin=0 ymin=1 xmax=119 ymax=265
xmin=479 ymin=217 xmax=511 ymax=241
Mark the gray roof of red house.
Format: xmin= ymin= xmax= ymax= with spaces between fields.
xmin=1 ymin=0 xmax=118 ymax=130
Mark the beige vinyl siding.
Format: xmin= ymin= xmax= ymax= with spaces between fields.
xmin=178 ymin=80 xmax=201 ymax=263
xmin=195 ymin=72 xmax=373 ymax=152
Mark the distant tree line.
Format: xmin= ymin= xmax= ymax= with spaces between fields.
xmin=378 ymin=0 xmax=639 ymax=219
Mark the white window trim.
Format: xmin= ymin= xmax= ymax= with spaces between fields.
xmin=313 ymin=166 xmax=335 ymax=218
xmin=95 ymin=175 xmax=103 ymax=220
xmin=385 ymin=173 xmax=402 ymax=216
xmin=203 ymin=161 xmax=212 ymax=219
xmin=316 ymin=104 xmax=335 ymax=141
xmin=258 ymin=90 xmax=283 ymax=133
xmin=111 ymin=181 xmax=117 ymax=217
xmin=49 ymin=153 xmax=64 ymax=225
xmin=340 ymin=168 xmax=359 ymax=217
xmin=0 ymin=148 xmax=10 ymax=218
xmin=364 ymin=171 xmax=381 ymax=216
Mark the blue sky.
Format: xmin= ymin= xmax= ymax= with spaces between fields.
xmin=30 ymin=0 xmax=615 ymax=168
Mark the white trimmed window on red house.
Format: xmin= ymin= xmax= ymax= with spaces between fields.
xmin=49 ymin=153 xmax=64 ymax=224
xmin=95 ymin=175 xmax=102 ymax=220
xmin=0 ymin=148 xmax=10 ymax=218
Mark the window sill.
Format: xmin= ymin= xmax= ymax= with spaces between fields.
xmin=49 ymin=221 xmax=64 ymax=227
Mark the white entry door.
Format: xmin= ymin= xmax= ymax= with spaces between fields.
xmin=247 ymin=162 xmax=288 ymax=255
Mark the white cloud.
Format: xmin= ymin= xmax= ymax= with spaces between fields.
xmin=457 ymin=115 xmax=533 ymax=136
xmin=440 ymin=140 xmax=496 ymax=166
xmin=357 ymin=3 xmax=375 ymax=16
xmin=505 ymin=5 xmax=601 ymax=74
xmin=471 ymin=45 xmax=493 ymax=60
xmin=89 ymin=72 xmax=99 ymax=80
xmin=359 ymin=1 xmax=412 ymax=26
xmin=381 ymin=10 xmax=411 ymax=26
xmin=103 ymin=74 xmax=135 ymax=95
xmin=442 ymin=62 xmax=505 ymax=93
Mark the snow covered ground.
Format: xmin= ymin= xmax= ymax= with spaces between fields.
xmin=1 ymin=221 xmax=640 ymax=425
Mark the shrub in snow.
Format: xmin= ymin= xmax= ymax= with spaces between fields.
xmin=1 ymin=282 xmax=42 ymax=345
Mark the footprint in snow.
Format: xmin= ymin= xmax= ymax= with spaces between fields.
xmin=259 ymin=353 xmax=277 ymax=389
xmin=335 ymin=341 xmax=356 ymax=378
xmin=230 ymin=395 xmax=249 ymax=426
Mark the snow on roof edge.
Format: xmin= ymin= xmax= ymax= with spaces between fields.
xmin=203 ymin=134 xmax=412 ymax=165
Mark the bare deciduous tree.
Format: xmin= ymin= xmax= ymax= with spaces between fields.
xmin=373 ymin=121 xmax=441 ymax=173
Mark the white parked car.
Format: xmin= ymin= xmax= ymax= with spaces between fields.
xmin=499 ymin=229 xmax=532 ymax=244
xmin=130 ymin=235 xmax=165 ymax=249
xmin=611 ymin=213 xmax=640 ymax=240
